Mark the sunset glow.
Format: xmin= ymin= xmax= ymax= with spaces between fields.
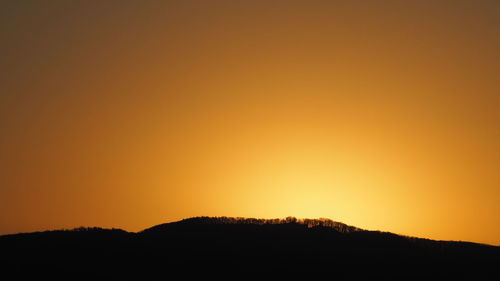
xmin=1 ymin=0 xmax=499 ymax=245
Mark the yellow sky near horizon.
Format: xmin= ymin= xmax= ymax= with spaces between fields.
xmin=1 ymin=0 xmax=499 ymax=245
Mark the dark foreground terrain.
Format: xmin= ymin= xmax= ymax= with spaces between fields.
xmin=1 ymin=217 xmax=498 ymax=279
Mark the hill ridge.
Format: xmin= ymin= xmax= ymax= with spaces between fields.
xmin=1 ymin=216 xmax=498 ymax=248
xmin=142 ymin=216 xmax=362 ymax=234
xmin=1 ymin=216 xmax=499 ymax=278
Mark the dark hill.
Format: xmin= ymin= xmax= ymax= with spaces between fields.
xmin=1 ymin=216 xmax=498 ymax=279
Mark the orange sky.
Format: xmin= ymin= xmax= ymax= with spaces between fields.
xmin=1 ymin=0 xmax=499 ymax=245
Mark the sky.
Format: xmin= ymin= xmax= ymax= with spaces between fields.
xmin=0 ymin=0 xmax=499 ymax=245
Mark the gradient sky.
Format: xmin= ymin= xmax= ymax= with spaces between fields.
xmin=1 ymin=0 xmax=499 ymax=245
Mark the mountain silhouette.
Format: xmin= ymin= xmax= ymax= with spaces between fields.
xmin=1 ymin=216 xmax=498 ymax=279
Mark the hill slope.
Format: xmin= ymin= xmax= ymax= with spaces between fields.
xmin=1 ymin=217 xmax=498 ymax=278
